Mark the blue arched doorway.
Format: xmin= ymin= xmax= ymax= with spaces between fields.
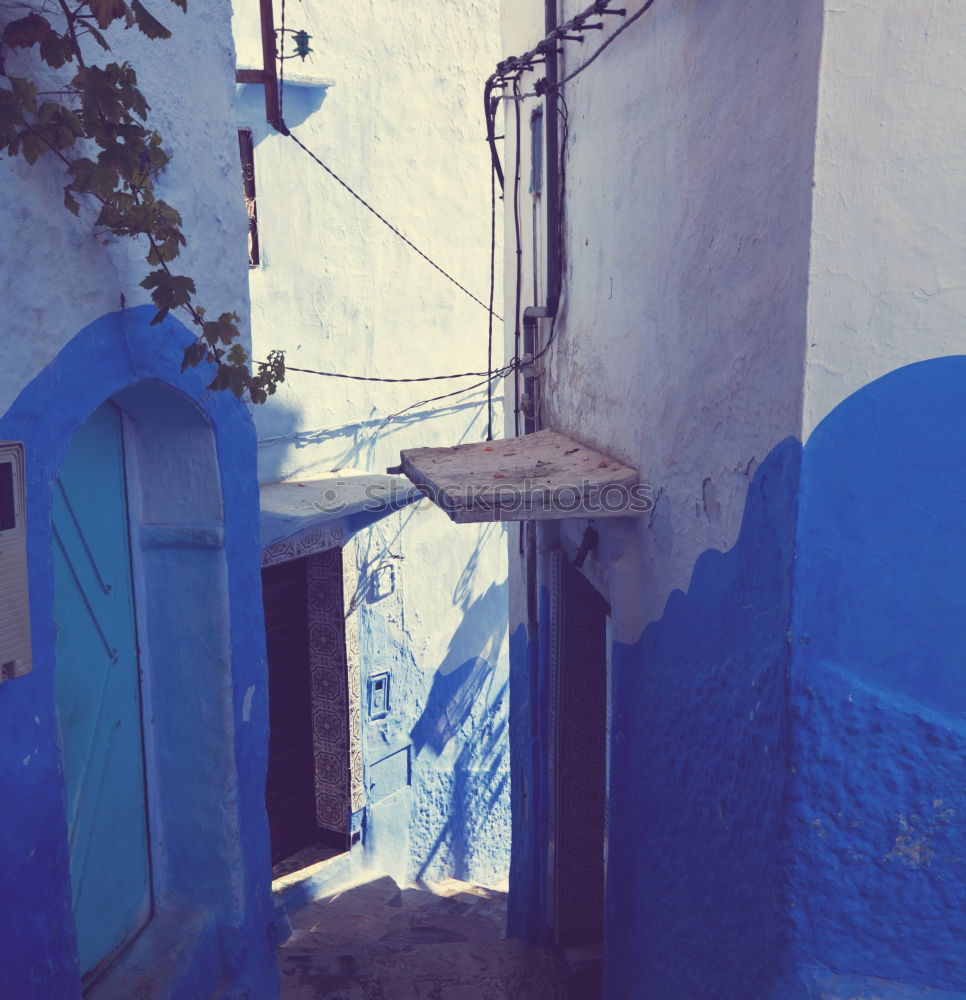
xmin=0 ymin=308 xmax=278 ymax=999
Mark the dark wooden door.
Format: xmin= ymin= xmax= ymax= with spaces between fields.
xmin=262 ymin=559 xmax=317 ymax=865
xmin=553 ymin=559 xmax=609 ymax=949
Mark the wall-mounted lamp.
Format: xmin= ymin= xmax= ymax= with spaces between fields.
xmin=236 ymin=3 xmax=314 ymax=128
xmin=277 ymin=27 xmax=313 ymax=61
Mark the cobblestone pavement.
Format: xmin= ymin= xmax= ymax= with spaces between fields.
xmin=277 ymin=875 xmax=579 ymax=1000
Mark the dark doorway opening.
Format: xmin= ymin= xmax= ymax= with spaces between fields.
xmin=262 ymin=556 xmax=350 ymax=874
xmin=550 ymin=557 xmax=609 ymax=996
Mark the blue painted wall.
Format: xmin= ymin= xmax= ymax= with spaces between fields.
xmin=602 ymin=360 xmax=966 ymax=997
xmin=0 ymin=307 xmax=277 ymax=1000
xmin=606 ymin=439 xmax=800 ymax=999
xmin=507 ymin=620 xmax=536 ymax=941
xmin=508 ymin=358 xmax=966 ymax=997
xmin=786 ymin=358 xmax=966 ymax=994
xmin=507 ymin=587 xmax=553 ymax=945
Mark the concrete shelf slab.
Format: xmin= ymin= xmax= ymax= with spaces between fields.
xmin=391 ymin=429 xmax=642 ymax=523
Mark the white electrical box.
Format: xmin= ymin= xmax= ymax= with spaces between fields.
xmin=0 ymin=442 xmax=31 ymax=683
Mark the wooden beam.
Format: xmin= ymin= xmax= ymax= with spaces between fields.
xmin=258 ymin=0 xmax=282 ymax=130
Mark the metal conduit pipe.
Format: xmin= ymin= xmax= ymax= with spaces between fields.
xmin=544 ymin=0 xmax=562 ymax=321
xmin=521 ymin=0 xmax=562 ymax=440
xmin=523 ymin=4 xmax=561 ymax=861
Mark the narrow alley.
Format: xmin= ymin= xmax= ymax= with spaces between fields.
xmin=2 ymin=1 xmax=965 ymax=998
xmin=277 ymin=875 xmax=582 ymax=1000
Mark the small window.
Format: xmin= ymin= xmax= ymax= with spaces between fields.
xmin=368 ymin=673 xmax=391 ymax=720
xmin=0 ymin=442 xmax=30 ymax=683
xmin=238 ymin=128 xmax=260 ymax=267
xmin=0 ymin=461 xmax=14 ymax=531
xmin=529 ymin=107 xmax=543 ymax=195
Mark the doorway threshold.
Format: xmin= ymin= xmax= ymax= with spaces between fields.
xmin=272 ymin=841 xmax=345 ymax=881
xmin=272 ymin=844 xmax=371 ymax=937
xmin=272 ymin=848 xmax=352 ymax=899
xmin=561 ymin=942 xmax=603 ymax=1000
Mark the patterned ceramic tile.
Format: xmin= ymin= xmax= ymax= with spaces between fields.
xmin=262 ymin=523 xmax=345 ymax=567
xmin=304 ymin=548 xmax=361 ymax=834
xmin=342 ymin=537 xmax=365 ymax=814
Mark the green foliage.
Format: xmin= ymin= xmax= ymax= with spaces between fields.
xmin=129 ymin=1 xmax=171 ymax=40
xmin=0 ymin=0 xmax=284 ymax=403
xmin=140 ymin=269 xmax=195 ymax=322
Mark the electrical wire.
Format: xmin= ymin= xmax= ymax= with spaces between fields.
xmin=477 ymin=2 xmax=653 ymax=434
xmin=254 ymin=3 xmax=648 ymax=430
xmin=269 ymin=358 xmax=513 ymax=431
xmin=282 ymin=363 xmax=495 ymax=383
xmin=511 ymin=76 xmax=524 ymax=437
xmin=531 ymin=94 xmax=569 ymax=368
xmin=278 ymin=0 xmax=286 ymax=121
xmin=484 ymin=0 xmax=615 ymax=189
xmin=486 ymin=153 xmax=497 ymax=440
xmin=485 ymin=1 xmax=660 ymax=190
xmin=286 ymin=131 xmax=501 ymax=321
xmin=554 ymin=0 xmax=657 ymax=89
xmin=483 ymin=78 xmax=506 ymax=191
xmin=302 ymin=66 xmax=570 ymax=416
xmin=383 ymin=370 xmax=509 ymax=424
xmin=271 ymin=93 xmax=569 ymax=413
xmin=260 ymin=3 xmax=645 ymax=419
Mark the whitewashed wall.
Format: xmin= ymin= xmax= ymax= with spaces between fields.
xmin=499 ymin=3 xmax=966 ymax=993
xmin=804 ymin=0 xmax=966 ymax=434
xmin=232 ymin=0 xmax=510 ymax=887
xmin=501 ymin=0 xmax=822 ymax=640
xmin=500 ymin=0 xmax=966 ymax=642
xmin=0 ymin=0 xmax=250 ymax=414
xmin=232 ymin=0 xmax=504 ymax=483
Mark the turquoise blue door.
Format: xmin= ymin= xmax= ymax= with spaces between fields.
xmin=53 ymin=402 xmax=151 ymax=983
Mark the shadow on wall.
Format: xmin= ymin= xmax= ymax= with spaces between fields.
xmin=255 ymin=391 xmax=494 ymax=483
xmin=410 ymin=655 xmax=496 ymax=758
xmin=236 ymin=82 xmax=328 ymax=141
xmin=253 ymin=366 xmax=510 ymax=886
xmin=604 ymin=357 xmax=966 ymax=999
xmin=411 ymin=679 xmax=510 ymax=887
xmin=344 ymin=498 xmax=510 ymax=889
xmin=412 ymin=524 xmax=508 ymax=757
xmin=409 ymin=540 xmax=511 ymax=887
